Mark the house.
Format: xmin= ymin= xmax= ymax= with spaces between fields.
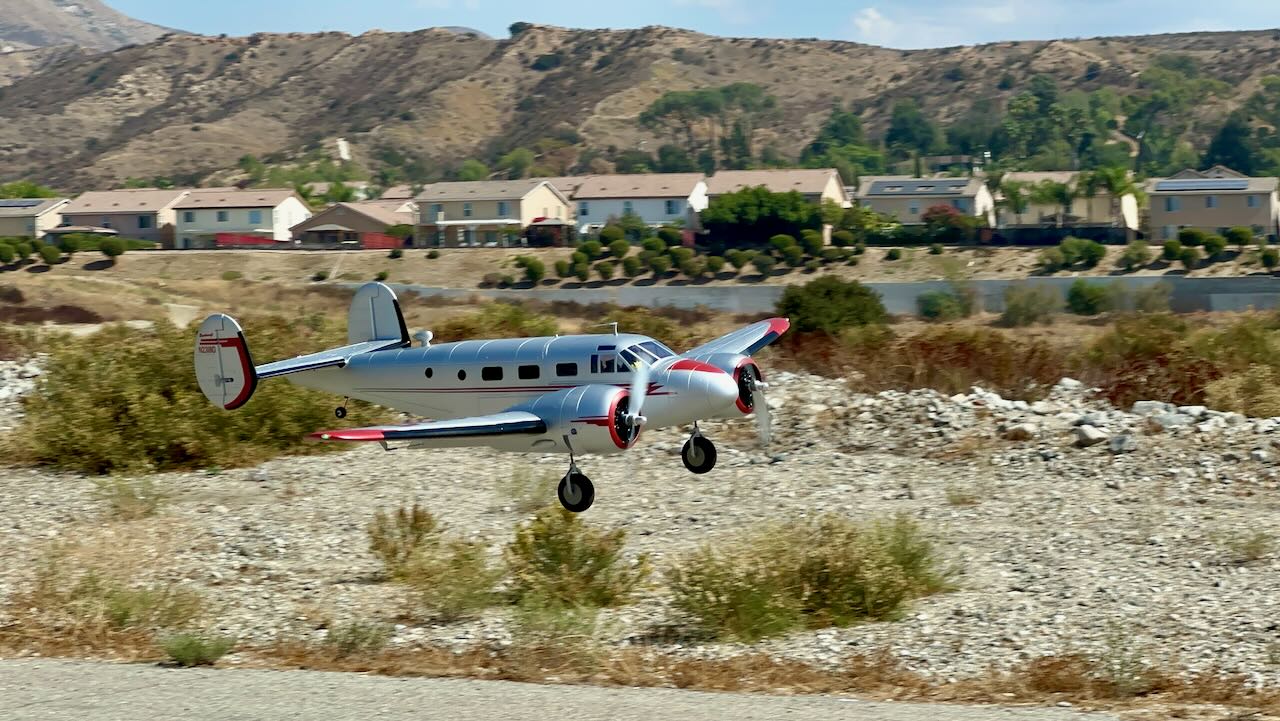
xmin=998 ymin=171 xmax=1139 ymax=231
xmin=381 ymin=185 xmax=416 ymax=200
xmin=0 ymin=198 xmax=69 ymax=239
xmin=60 ymin=188 xmax=190 ymax=245
xmin=706 ymin=168 xmax=849 ymax=207
xmin=290 ymin=199 xmax=417 ymax=246
xmin=1146 ymin=166 xmax=1280 ymax=241
xmin=534 ymin=176 xmax=589 ymax=200
xmin=854 ymin=176 xmax=995 ymax=226
xmin=415 ymin=179 xmax=572 ymax=247
xmin=174 ymin=188 xmax=311 ymax=248
xmin=571 ymin=173 xmax=707 ymax=233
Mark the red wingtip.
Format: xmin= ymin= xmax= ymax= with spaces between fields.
xmin=767 ymin=317 xmax=791 ymax=336
xmin=309 ymin=428 xmax=387 ymax=442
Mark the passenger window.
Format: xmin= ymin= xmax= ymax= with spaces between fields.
xmin=598 ymin=355 xmax=617 ymax=374
xmin=518 ymin=365 xmax=540 ymax=380
xmin=482 ymin=367 xmax=503 ymax=381
xmin=556 ymin=362 xmax=578 ymax=377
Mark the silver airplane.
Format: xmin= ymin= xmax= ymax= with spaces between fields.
xmin=194 ymin=282 xmax=788 ymax=512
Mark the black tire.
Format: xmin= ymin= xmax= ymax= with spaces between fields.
xmin=335 ymin=406 xmax=348 ymax=419
xmin=682 ymin=436 xmax=718 ymax=475
xmin=557 ymin=472 xmax=595 ymax=513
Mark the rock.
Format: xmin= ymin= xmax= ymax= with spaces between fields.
xmin=1250 ymin=449 xmax=1271 ymax=463
xmin=1178 ymin=405 xmax=1208 ymax=419
xmin=1075 ymin=425 xmax=1109 ymax=447
xmin=249 ymin=469 xmax=270 ymax=483
xmin=1152 ymin=413 xmax=1193 ymax=431
xmin=1029 ymin=401 xmax=1059 ymax=415
xmin=1108 ymin=435 xmax=1138 ymax=454
xmin=1131 ymin=400 xmax=1174 ymax=415
xmin=1055 ymin=378 xmax=1084 ymax=391
xmin=1002 ymin=423 xmax=1039 ymax=442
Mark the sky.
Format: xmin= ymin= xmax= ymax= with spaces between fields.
xmin=109 ymin=0 xmax=1280 ymax=49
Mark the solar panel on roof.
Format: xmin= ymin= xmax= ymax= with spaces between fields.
xmin=0 ymin=199 xmax=43 ymax=209
xmin=1154 ymin=179 xmax=1249 ymax=192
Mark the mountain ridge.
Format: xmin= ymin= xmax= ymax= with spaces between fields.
xmin=0 ymin=0 xmax=179 ymax=52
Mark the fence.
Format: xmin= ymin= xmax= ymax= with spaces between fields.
xmin=215 ymin=233 xmax=281 ymax=248
xmin=360 ymin=232 xmax=404 ymax=250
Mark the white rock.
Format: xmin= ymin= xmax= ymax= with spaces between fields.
xmin=1075 ymin=425 xmax=1109 ymax=447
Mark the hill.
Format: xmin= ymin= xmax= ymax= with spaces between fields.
xmin=0 ymin=24 xmax=1278 ymax=189
xmin=0 ymin=0 xmax=176 ymax=52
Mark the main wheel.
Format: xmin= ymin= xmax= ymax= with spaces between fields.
xmin=335 ymin=406 xmax=348 ymax=419
xmin=557 ymin=472 xmax=595 ymax=513
xmin=682 ymin=436 xmax=718 ymax=475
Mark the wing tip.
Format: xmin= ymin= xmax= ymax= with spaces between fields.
xmin=309 ymin=428 xmax=387 ymax=442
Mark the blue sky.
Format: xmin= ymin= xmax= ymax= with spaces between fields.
xmin=110 ymin=0 xmax=1280 ymax=49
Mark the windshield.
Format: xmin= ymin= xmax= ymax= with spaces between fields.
xmin=639 ymin=341 xmax=675 ymax=359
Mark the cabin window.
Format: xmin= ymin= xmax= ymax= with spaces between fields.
xmin=556 ymin=362 xmax=578 ymax=377
xmin=424 ymin=368 xmax=433 ymax=378
xmin=518 ymin=365 xmax=540 ymax=380
xmin=639 ymin=341 xmax=675 ymax=359
xmin=457 ymin=370 xmax=467 ymax=380
xmin=482 ymin=366 xmax=503 ymax=381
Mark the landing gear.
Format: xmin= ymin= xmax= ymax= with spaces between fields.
xmin=558 ymin=472 xmax=595 ymax=513
xmin=335 ymin=398 xmax=349 ymax=419
xmin=682 ymin=432 xmax=717 ymax=475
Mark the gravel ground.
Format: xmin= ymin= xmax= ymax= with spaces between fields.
xmin=1 ymin=362 xmax=1278 ymax=687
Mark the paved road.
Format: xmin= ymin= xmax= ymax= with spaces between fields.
xmin=0 ymin=660 xmax=1119 ymax=721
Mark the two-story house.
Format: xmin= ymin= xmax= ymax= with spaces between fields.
xmin=60 ymin=188 xmax=190 ymax=245
xmin=0 ymin=198 xmax=69 ymax=239
xmin=174 ymin=188 xmax=311 ymax=248
xmin=1146 ymin=166 xmax=1280 ymax=241
xmin=998 ymin=171 xmax=1139 ymax=231
xmin=854 ymin=176 xmax=995 ymax=226
xmin=706 ymin=168 xmax=850 ymax=207
xmin=572 ymin=173 xmax=707 ymax=234
xmin=415 ymin=179 xmax=572 ymax=247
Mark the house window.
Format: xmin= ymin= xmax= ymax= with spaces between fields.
xmin=137 ymin=215 xmax=152 ymax=229
xmin=1165 ymin=197 xmax=1180 ymax=212
xmin=1248 ymin=195 xmax=1260 ymax=208
xmin=248 ymin=210 xmax=263 ymax=225
xmin=908 ymin=202 xmax=920 ymax=215
xmin=182 ymin=211 xmax=195 ymax=223
xmin=101 ymin=217 xmax=112 ymax=228
xmin=497 ymin=201 xmax=509 ymax=217
xmin=623 ymin=201 xmax=633 ymax=215
xmin=665 ymin=199 xmax=680 ymax=215
xmin=463 ymin=203 xmax=472 ymax=218
xmin=518 ymin=365 xmax=540 ymax=380
xmin=430 ymin=203 xmax=443 ymax=218
xmin=481 ymin=367 xmax=503 ymax=381
xmin=1206 ymin=195 xmax=1218 ymax=209
xmin=216 ymin=211 xmax=229 ymax=222
xmin=555 ymin=362 xmax=578 ymax=377
xmin=579 ymin=201 xmax=589 ymax=217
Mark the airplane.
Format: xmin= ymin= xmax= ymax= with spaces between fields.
xmin=194 ymin=282 xmax=789 ymax=513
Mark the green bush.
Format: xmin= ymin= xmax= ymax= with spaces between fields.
xmin=657 ymin=226 xmax=682 ymax=247
xmin=374 ymin=270 xmax=389 ymax=281
xmin=38 ymin=244 xmax=61 ymax=265
xmin=641 ymin=237 xmax=665 ymax=254
xmin=1161 ymin=239 xmax=1183 ymax=261
xmin=504 ymin=507 xmax=651 ymax=608
xmin=0 ymin=244 xmax=13 ymax=264
xmin=368 ymin=502 xmax=440 ymax=580
xmin=1177 ymin=228 xmax=1207 ymax=247
xmin=725 ymin=249 xmax=752 ymax=271
xmin=56 ymin=235 xmax=80 ymax=255
xmin=99 ymin=237 xmax=126 ymax=261
xmin=853 ymin=241 xmax=867 ymax=256
xmin=516 ymin=256 xmax=546 ymax=284
xmin=1000 ymin=284 xmax=1060 ymax=327
xmin=597 ymin=227 xmax=622 ymax=245
xmin=323 ymin=620 xmax=391 ymax=659
xmin=1066 ymin=279 xmax=1116 ymax=316
xmin=1118 ymin=240 xmax=1151 ymax=271
xmin=163 ymin=634 xmax=235 ymax=667
xmin=831 ymin=229 xmax=855 ymax=247
xmin=777 ymin=276 xmax=886 ymax=333
xmin=574 ymin=263 xmax=591 ymax=282
xmin=220 ymin=270 xmax=242 ymax=281
xmin=751 ymin=254 xmax=776 ymax=277
xmin=594 ymin=260 xmax=615 ymax=281
xmin=885 ymin=248 xmax=902 ymax=261
xmin=427 ymin=249 xmax=441 ymax=259
xmin=580 ymin=240 xmax=604 ymax=259
xmin=781 ymin=245 xmax=805 ymax=268
xmin=1132 ymin=282 xmax=1172 ymax=313
xmin=1225 ymin=226 xmax=1254 ymax=249
xmin=11 ymin=318 xmax=388 ymax=474
xmin=554 ymin=259 xmax=572 ymax=279
xmin=799 ymin=229 xmax=824 ymax=257
xmin=93 ymin=477 xmax=165 ymax=520
xmin=821 ymin=248 xmax=843 ymax=263
xmin=668 ymin=515 xmax=949 ymax=641
xmin=13 ymin=240 xmax=33 ymax=260
xmin=704 ymin=255 xmax=726 ymax=274
xmin=928 ymin=243 xmax=944 ymax=255
xmin=1263 ymin=248 xmax=1280 ymax=270
xmin=918 ymin=290 xmax=966 ymax=321
xmin=608 ymin=239 xmax=630 ymax=259
xmin=769 ymin=234 xmax=797 ymax=253
xmin=620 ymin=255 xmax=643 ymax=278
xmin=434 ymin=302 xmax=559 ymax=342
xmin=405 ymin=536 xmax=501 ymax=621
xmin=1179 ymin=246 xmax=1201 ymax=270
xmin=649 ymin=255 xmax=671 ymax=277
xmin=1039 ymin=247 xmax=1066 ymax=273
xmin=668 ymin=246 xmax=694 ymax=264
xmin=1202 ymin=234 xmax=1227 ymax=260
xmin=679 ymin=257 xmax=704 ymax=278
xmin=311 ymin=270 xmax=329 ymax=281
xmin=1059 ymin=236 xmax=1105 ymax=268
xmin=388 ymin=248 xmax=403 ymax=259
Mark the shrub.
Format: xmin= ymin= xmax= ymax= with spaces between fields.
xmin=1000 ymin=283 xmax=1060 ymax=327
xmin=574 ymin=263 xmax=591 ymax=282
xmin=704 ymin=255 xmax=726 ymax=274
xmin=1066 ymin=279 xmax=1117 ymax=316
xmin=404 ymin=537 xmax=501 ymax=621
xmin=649 ymin=255 xmax=671 ymax=277
xmin=1161 ymin=239 xmax=1183 ymax=261
xmin=1225 ymin=226 xmax=1254 ymax=248
xmin=554 ymin=259 xmax=572 ymax=279
xmin=482 ymin=272 xmax=503 ymax=287
xmin=885 ymin=248 xmax=902 ymax=261
xmin=39 ymin=244 xmax=61 ymax=265
xmin=917 ymin=290 xmax=966 ymax=321
xmin=1060 ymin=236 xmax=1105 ymax=268
xmin=668 ymin=246 xmax=694 ymax=264
xmin=517 ymin=256 xmax=546 ymax=284
xmin=804 ymin=259 xmax=821 ymax=273
xmin=368 ymin=502 xmax=441 ymax=580
xmin=1039 ymin=247 xmax=1066 ymax=273
xmin=1132 ymin=282 xmax=1172 ymax=313
xmin=928 ymin=243 xmax=944 ymax=255
xmin=725 ymin=249 xmax=751 ymax=271
xmin=782 ymin=245 xmax=805 ymax=268
xmin=594 ymin=260 xmax=615 ymax=281
xmin=312 ymin=270 xmax=329 ymax=281
xmin=56 ymin=234 xmax=80 ymax=255
xmin=799 ymin=229 xmax=824 ymax=256
xmin=679 ymin=257 xmax=704 ymax=278
xmin=853 ymin=241 xmax=867 ymax=255
xmin=608 ymin=239 xmax=630 ymax=259
xmin=668 ymin=515 xmax=949 ymax=641
xmin=1177 ymin=228 xmax=1207 ymax=247
xmin=596 ymin=227 xmax=622 ymax=245
xmin=0 ymin=244 xmax=13 ymax=264
xmin=11 ymin=319 xmax=386 ymax=474
xmin=777 ymin=277 xmax=886 ymax=333
xmin=580 ymin=240 xmax=604 ymax=259
xmin=220 ymin=270 xmax=242 ymax=281
xmin=751 ymin=254 xmax=776 ymax=277
xmin=163 ymin=634 xmax=235 ymax=667
xmin=1179 ymin=246 xmax=1200 ymax=270
xmin=620 ymin=255 xmax=643 ymax=278
xmin=388 ymin=248 xmax=404 ymax=259
xmin=769 ymin=234 xmax=797 ymax=253
xmin=821 ymin=248 xmax=843 ymax=263
xmin=374 ymin=270 xmax=390 ymax=281
xmin=427 ymin=249 xmax=440 ymax=259
xmin=93 ymin=478 xmax=165 ymax=520
xmin=434 ymin=303 xmax=559 ymax=342
xmin=657 ymin=226 xmax=683 ymax=246
xmin=1202 ymin=234 xmax=1227 ymax=260
xmin=1205 ymin=365 xmax=1280 ymax=419
xmin=504 ymin=507 xmax=651 ymax=608
xmin=1263 ymin=248 xmax=1280 ymax=270
xmin=1118 ymin=240 xmax=1151 ymax=271
xmin=831 ymin=229 xmax=855 ymax=247
xmin=641 ymin=237 xmax=665 ymax=254
xmin=323 ymin=620 xmax=391 ymax=658
xmin=1213 ymin=528 xmax=1278 ymax=564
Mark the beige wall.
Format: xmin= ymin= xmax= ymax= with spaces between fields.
xmin=0 ymin=217 xmax=36 ymax=237
xmin=61 ymin=208 xmax=176 ymax=243
xmin=416 ymin=185 xmax=572 ymax=247
xmin=520 ymin=184 xmax=571 ymax=224
xmin=860 ymin=194 xmax=986 ymax=225
xmin=1148 ymin=192 xmax=1280 ymax=239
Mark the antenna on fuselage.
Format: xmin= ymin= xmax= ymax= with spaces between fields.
xmin=588 ymin=322 xmax=620 ymax=335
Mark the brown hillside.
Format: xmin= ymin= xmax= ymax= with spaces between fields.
xmin=1 ymin=25 xmax=1279 ymax=189
xmin=0 ymin=0 xmax=176 ymax=51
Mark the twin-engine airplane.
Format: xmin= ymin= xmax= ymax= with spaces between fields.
xmin=194 ymin=283 xmax=788 ymax=512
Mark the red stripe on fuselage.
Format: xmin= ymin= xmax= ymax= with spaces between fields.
xmin=668 ymin=359 xmax=727 ymax=375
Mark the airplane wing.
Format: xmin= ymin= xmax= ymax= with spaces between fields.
xmin=683 ymin=317 xmax=790 ymax=358
xmin=310 ymin=411 xmax=547 ymax=443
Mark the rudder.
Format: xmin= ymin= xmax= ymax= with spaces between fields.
xmin=195 ymin=314 xmax=258 ymax=410
xmin=348 ymin=282 xmax=410 ymax=346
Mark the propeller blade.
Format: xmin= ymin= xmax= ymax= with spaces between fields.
xmin=754 ymin=379 xmax=772 ymax=447
xmin=628 ymin=362 xmax=650 ymax=425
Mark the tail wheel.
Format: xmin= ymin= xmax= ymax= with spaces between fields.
xmin=558 ymin=472 xmax=595 ymax=513
xmin=682 ymin=436 xmax=718 ymax=475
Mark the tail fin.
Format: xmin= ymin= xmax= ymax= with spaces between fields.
xmin=195 ymin=314 xmax=258 ymax=411
xmin=349 ymin=282 xmax=410 ymax=347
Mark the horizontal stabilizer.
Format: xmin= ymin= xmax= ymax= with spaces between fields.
xmin=256 ymin=339 xmax=405 ymax=380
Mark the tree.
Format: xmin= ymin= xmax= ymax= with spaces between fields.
xmin=1078 ymin=167 xmax=1141 ymax=230
xmin=457 ymin=159 xmax=489 ymax=181
xmin=99 ymin=237 xmax=126 ymax=263
xmin=508 ymin=21 xmax=533 ymax=36
xmin=802 ymin=106 xmax=866 ymax=161
xmin=885 ymin=100 xmax=939 ymax=159
xmin=1030 ymin=180 xmax=1076 ymax=227
xmin=0 ymin=181 xmax=58 ymax=199
xmin=922 ymin=204 xmax=977 ymax=243
xmin=701 ymin=187 xmax=820 ymax=248
xmin=1202 ymin=112 xmax=1256 ymax=175
xmin=777 ymin=277 xmax=887 ymax=333
xmin=997 ymin=179 xmax=1030 ymax=226
xmin=656 ymin=144 xmax=697 ymax=172
xmin=497 ymin=148 xmax=536 ymax=179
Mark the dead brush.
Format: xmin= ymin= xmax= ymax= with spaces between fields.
xmin=504 ymin=507 xmax=651 ymax=609
xmin=92 ymin=477 xmax=166 ymax=520
xmin=367 ymin=502 xmax=441 ymax=580
xmin=496 ymin=466 xmax=558 ymax=514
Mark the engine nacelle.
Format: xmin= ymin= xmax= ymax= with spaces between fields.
xmin=516 ymin=384 xmax=639 ymax=455
xmin=698 ymin=353 xmax=764 ymax=416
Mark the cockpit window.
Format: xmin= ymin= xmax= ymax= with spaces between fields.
xmin=629 ymin=345 xmax=660 ymax=363
xmin=639 ymin=341 xmax=675 ymax=359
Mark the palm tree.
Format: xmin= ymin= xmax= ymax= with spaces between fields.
xmin=1079 ymin=167 xmax=1142 ymax=232
xmin=997 ymin=179 xmax=1030 ymax=227
xmin=1031 ymin=180 xmax=1076 ymax=228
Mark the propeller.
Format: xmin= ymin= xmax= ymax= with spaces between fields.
xmin=625 ymin=361 xmax=650 ymax=433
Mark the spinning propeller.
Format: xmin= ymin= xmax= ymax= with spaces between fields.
xmin=751 ymin=372 xmax=772 ymax=447
xmin=624 ymin=361 xmax=650 ymax=433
